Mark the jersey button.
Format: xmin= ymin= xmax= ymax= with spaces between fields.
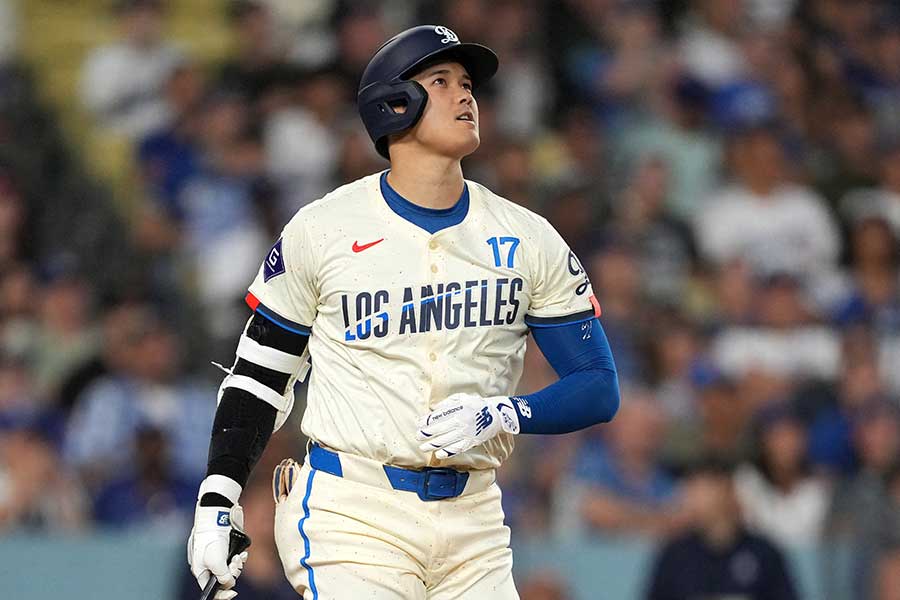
xmin=430 ymin=264 xmax=438 ymax=273
xmin=429 ymin=352 xmax=437 ymax=362
xmin=429 ymin=240 xmax=439 ymax=250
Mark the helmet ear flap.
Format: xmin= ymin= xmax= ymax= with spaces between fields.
xmin=358 ymin=80 xmax=428 ymax=159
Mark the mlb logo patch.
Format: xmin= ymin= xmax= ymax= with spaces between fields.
xmin=263 ymin=238 xmax=286 ymax=282
xmin=217 ymin=511 xmax=230 ymax=526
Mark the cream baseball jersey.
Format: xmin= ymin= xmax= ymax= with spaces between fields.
xmin=246 ymin=171 xmax=600 ymax=470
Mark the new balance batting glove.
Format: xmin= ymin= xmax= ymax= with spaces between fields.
xmin=416 ymin=393 xmax=520 ymax=459
xmin=187 ymin=504 xmax=249 ymax=600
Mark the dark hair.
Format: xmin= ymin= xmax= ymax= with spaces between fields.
xmin=751 ymin=403 xmax=811 ymax=485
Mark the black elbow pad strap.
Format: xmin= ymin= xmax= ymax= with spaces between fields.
xmin=246 ymin=312 xmax=308 ymax=354
xmin=232 ymin=358 xmax=291 ymax=394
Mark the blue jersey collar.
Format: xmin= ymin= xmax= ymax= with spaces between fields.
xmin=379 ymin=171 xmax=469 ymax=234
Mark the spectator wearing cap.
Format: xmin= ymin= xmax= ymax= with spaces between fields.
xmin=645 ymin=458 xmax=799 ymax=600
xmin=695 ymin=125 xmax=841 ymax=288
xmin=682 ymin=364 xmax=755 ymax=467
xmin=79 ymin=0 xmax=184 ymax=138
xmin=734 ymin=403 xmax=830 ymax=548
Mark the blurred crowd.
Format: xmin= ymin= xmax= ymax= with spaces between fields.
xmin=2 ymin=0 xmax=900 ymax=598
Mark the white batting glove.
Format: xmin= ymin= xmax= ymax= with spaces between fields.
xmin=416 ymin=393 xmax=520 ymax=459
xmin=187 ymin=504 xmax=249 ymax=600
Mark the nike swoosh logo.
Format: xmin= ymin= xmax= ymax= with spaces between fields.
xmin=352 ymin=238 xmax=385 ymax=253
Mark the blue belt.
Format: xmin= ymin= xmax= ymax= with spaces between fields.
xmin=309 ymin=443 xmax=470 ymax=502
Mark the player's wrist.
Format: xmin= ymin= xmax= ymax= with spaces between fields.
xmin=198 ymin=474 xmax=243 ymax=506
xmin=490 ymin=396 xmax=520 ymax=435
xmin=200 ymin=492 xmax=234 ymax=508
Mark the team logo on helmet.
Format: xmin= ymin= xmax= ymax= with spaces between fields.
xmin=434 ymin=25 xmax=458 ymax=44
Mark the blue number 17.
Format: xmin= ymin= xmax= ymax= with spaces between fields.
xmin=487 ymin=236 xmax=520 ymax=268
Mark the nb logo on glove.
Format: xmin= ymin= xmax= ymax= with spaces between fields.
xmin=417 ymin=393 xmax=521 ymax=460
xmin=217 ymin=511 xmax=231 ymax=527
xmin=474 ymin=407 xmax=493 ymax=435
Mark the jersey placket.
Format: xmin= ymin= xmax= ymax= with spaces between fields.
xmin=425 ymin=234 xmax=449 ymax=410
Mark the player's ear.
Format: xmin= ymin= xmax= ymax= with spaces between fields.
xmin=387 ymin=99 xmax=408 ymax=115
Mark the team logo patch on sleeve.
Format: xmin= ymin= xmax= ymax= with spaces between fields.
xmin=263 ymin=238 xmax=286 ymax=282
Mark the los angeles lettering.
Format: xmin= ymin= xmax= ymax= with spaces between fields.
xmin=341 ymin=277 xmax=524 ymax=340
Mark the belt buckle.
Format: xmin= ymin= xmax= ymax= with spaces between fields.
xmin=417 ymin=467 xmax=462 ymax=502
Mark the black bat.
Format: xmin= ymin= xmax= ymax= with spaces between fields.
xmin=199 ymin=530 xmax=252 ymax=600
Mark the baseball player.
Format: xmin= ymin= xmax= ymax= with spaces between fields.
xmin=187 ymin=25 xmax=620 ymax=599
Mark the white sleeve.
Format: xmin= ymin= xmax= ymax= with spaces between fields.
xmin=80 ymin=49 xmax=121 ymax=116
xmin=246 ymin=215 xmax=318 ymax=333
xmin=802 ymin=194 xmax=841 ymax=268
xmin=694 ymin=200 xmax=738 ymax=265
xmin=525 ymin=218 xmax=601 ymax=327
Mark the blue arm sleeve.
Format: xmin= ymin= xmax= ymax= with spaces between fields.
xmin=512 ymin=318 xmax=620 ymax=434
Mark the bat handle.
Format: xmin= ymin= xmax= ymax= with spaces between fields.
xmin=200 ymin=575 xmax=218 ymax=600
xmin=198 ymin=530 xmax=252 ymax=600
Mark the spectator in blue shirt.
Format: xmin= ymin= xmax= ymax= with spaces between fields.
xmin=93 ymin=426 xmax=196 ymax=530
xmin=555 ymin=388 xmax=686 ymax=537
xmin=63 ymin=305 xmax=214 ymax=489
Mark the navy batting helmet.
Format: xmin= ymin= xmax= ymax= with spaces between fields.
xmin=358 ymin=25 xmax=499 ymax=159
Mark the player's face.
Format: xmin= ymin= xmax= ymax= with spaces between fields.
xmin=405 ymin=61 xmax=480 ymax=159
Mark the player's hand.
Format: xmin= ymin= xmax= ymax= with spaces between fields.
xmin=187 ymin=503 xmax=249 ymax=600
xmin=416 ymin=393 xmax=520 ymax=459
